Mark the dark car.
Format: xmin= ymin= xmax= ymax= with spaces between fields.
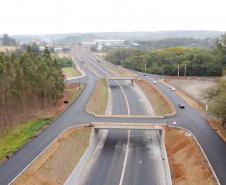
xmin=178 ymin=103 xmax=185 ymax=109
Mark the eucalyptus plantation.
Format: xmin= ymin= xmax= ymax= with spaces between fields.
xmin=0 ymin=47 xmax=64 ymax=128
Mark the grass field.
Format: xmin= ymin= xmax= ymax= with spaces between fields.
xmin=0 ymin=118 xmax=52 ymax=163
xmin=86 ymin=79 xmax=108 ymax=114
xmin=62 ymin=67 xmax=81 ymax=79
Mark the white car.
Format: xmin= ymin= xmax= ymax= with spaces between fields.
xmin=171 ymin=87 xmax=176 ymax=91
xmin=153 ymin=81 xmax=157 ymax=84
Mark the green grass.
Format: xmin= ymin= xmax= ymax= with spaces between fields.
xmin=0 ymin=118 xmax=52 ymax=162
xmin=62 ymin=67 xmax=81 ymax=78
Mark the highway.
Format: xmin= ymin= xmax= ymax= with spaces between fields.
xmin=78 ymin=48 xmax=167 ymax=185
xmin=0 ymin=47 xmax=226 ymax=185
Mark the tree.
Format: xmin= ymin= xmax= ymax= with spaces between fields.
xmin=0 ymin=46 xmax=64 ymax=129
xmin=2 ymin=34 xmax=17 ymax=46
xmin=204 ymin=79 xmax=226 ymax=126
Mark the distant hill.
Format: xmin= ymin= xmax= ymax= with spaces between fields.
xmin=10 ymin=30 xmax=225 ymax=44
xmin=135 ymin=37 xmax=217 ymax=50
xmin=58 ymin=30 xmax=225 ymax=43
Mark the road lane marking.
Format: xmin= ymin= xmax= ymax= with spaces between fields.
xmin=119 ymin=129 xmax=131 ymax=185
xmin=117 ymin=82 xmax=131 ymax=115
xmin=81 ymin=51 xmax=109 ymax=76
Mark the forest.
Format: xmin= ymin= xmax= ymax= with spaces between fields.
xmin=0 ymin=47 xmax=65 ymax=128
xmin=105 ymin=35 xmax=226 ymax=76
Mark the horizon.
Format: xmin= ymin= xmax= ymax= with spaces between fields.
xmin=1 ymin=0 xmax=226 ymax=35
xmin=0 ymin=30 xmax=225 ymax=37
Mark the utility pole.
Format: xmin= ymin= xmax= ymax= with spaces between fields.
xmin=177 ymin=64 xmax=180 ymax=77
xmin=184 ymin=64 xmax=187 ymax=77
xmin=144 ymin=63 xmax=147 ymax=75
xmin=177 ymin=64 xmax=180 ymax=90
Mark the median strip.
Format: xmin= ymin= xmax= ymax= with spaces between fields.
xmin=136 ymin=78 xmax=176 ymax=116
xmin=86 ymin=79 xmax=108 ymax=115
xmin=13 ymin=127 xmax=91 ymax=185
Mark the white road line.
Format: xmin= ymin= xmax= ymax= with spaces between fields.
xmin=81 ymin=51 xmax=109 ymax=76
xmin=117 ymin=81 xmax=131 ymax=185
xmin=119 ymin=129 xmax=131 ymax=185
xmin=117 ymin=82 xmax=131 ymax=115
xmin=83 ymin=51 xmax=132 ymax=185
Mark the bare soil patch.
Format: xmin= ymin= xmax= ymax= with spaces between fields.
xmin=86 ymin=79 xmax=108 ymax=114
xmin=136 ymin=79 xmax=172 ymax=115
xmin=208 ymin=119 xmax=226 ymax=142
xmin=13 ymin=127 xmax=91 ymax=185
xmin=165 ymin=76 xmax=216 ymax=105
xmin=165 ymin=128 xmax=217 ymax=185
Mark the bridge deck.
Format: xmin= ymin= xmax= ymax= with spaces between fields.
xmin=91 ymin=122 xmax=166 ymax=129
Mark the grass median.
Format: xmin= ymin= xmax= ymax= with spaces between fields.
xmin=136 ymin=79 xmax=172 ymax=115
xmin=86 ymin=79 xmax=108 ymax=114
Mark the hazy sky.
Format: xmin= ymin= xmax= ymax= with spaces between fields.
xmin=0 ymin=0 xmax=226 ymax=35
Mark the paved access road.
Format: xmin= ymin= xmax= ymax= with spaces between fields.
xmin=0 ymin=47 xmax=226 ymax=185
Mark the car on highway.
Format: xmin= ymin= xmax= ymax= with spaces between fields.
xmin=153 ymin=81 xmax=157 ymax=84
xmin=178 ymin=103 xmax=185 ymax=109
xmin=171 ymin=87 xmax=176 ymax=91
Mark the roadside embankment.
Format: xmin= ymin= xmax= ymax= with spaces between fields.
xmin=86 ymin=79 xmax=108 ymax=115
xmin=13 ymin=127 xmax=91 ymax=185
xmin=161 ymin=78 xmax=207 ymax=111
xmin=65 ymin=128 xmax=108 ymax=185
xmin=136 ymin=79 xmax=175 ymax=116
xmin=207 ymin=118 xmax=226 ymax=143
xmin=165 ymin=128 xmax=217 ymax=185
xmin=0 ymin=84 xmax=85 ymax=164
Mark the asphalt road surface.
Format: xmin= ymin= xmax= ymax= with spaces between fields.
xmin=0 ymin=47 xmax=226 ymax=185
xmin=82 ymin=78 xmax=167 ymax=185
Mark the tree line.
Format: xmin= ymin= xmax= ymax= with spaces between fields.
xmin=134 ymin=37 xmax=216 ymax=50
xmin=0 ymin=47 xmax=64 ymax=128
xmin=105 ymin=35 xmax=226 ymax=76
xmin=0 ymin=34 xmax=17 ymax=46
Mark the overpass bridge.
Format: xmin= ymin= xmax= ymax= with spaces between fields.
xmin=105 ymin=76 xmax=136 ymax=85
xmin=90 ymin=122 xmax=166 ymax=130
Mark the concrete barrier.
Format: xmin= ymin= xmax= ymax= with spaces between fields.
xmin=64 ymin=129 xmax=108 ymax=185
xmin=159 ymin=129 xmax=173 ymax=185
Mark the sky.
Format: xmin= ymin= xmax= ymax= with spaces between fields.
xmin=0 ymin=0 xmax=226 ymax=35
